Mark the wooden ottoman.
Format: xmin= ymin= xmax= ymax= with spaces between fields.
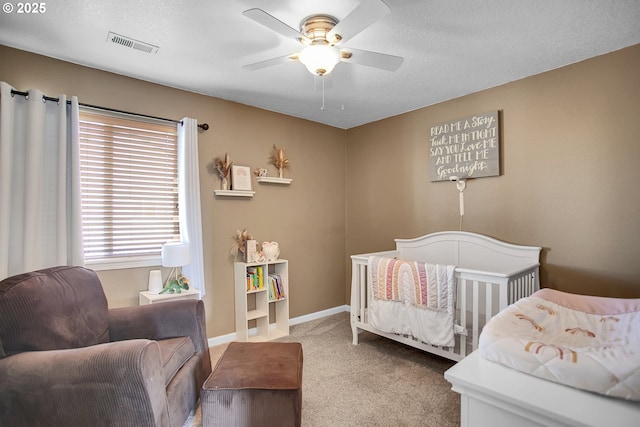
xmin=202 ymin=341 xmax=303 ymax=427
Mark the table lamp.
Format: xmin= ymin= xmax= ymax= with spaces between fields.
xmin=161 ymin=242 xmax=190 ymax=293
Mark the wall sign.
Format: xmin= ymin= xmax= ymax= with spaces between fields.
xmin=428 ymin=111 xmax=500 ymax=181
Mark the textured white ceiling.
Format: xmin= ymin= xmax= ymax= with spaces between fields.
xmin=1 ymin=0 xmax=639 ymax=129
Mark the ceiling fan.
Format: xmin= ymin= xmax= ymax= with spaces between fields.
xmin=242 ymin=0 xmax=404 ymax=77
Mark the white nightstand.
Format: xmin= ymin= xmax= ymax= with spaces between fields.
xmin=139 ymin=288 xmax=200 ymax=305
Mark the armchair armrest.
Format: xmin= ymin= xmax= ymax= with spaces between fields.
xmin=109 ymin=299 xmax=212 ymax=392
xmin=0 ymin=340 xmax=168 ymax=427
xmin=109 ymin=299 xmax=208 ymax=355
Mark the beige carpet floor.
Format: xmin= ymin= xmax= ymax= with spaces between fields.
xmin=185 ymin=311 xmax=460 ymax=426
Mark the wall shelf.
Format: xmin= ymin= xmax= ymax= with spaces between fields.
xmin=256 ymin=177 xmax=292 ymax=185
xmin=213 ymin=189 xmax=255 ymax=197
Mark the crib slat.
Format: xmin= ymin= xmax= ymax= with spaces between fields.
xmin=530 ymin=272 xmax=537 ymax=294
xmin=459 ymin=278 xmax=467 ymax=357
xmin=472 ymin=280 xmax=479 ymax=351
xmin=458 ymin=279 xmax=469 ymax=357
xmin=500 ymin=279 xmax=509 ymax=308
xmin=518 ymin=276 xmax=524 ymax=300
xmin=485 ymin=282 xmax=493 ymax=327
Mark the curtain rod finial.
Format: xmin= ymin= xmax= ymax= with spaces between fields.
xmin=198 ymin=123 xmax=209 ymax=131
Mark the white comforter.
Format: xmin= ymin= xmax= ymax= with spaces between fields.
xmin=479 ymin=288 xmax=640 ymax=401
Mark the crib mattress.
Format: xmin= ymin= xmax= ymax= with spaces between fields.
xmin=478 ymin=288 xmax=640 ymax=401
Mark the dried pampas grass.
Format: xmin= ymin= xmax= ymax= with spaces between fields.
xmin=268 ymin=145 xmax=291 ymax=177
xmin=214 ymin=153 xmax=232 ymax=179
xmin=231 ymin=228 xmax=253 ymax=259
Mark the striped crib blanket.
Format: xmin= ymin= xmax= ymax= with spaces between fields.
xmin=368 ymin=256 xmax=456 ymax=313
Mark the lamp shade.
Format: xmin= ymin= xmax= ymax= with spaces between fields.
xmin=161 ymin=242 xmax=190 ymax=267
xmin=299 ymin=44 xmax=341 ymax=76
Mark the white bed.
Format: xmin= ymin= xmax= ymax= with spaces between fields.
xmin=350 ymin=231 xmax=541 ymax=361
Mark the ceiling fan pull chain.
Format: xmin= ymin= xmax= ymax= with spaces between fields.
xmin=321 ymin=77 xmax=325 ymax=111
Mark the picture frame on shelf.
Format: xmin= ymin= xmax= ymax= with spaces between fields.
xmin=231 ymin=165 xmax=252 ymax=191
xmin=244 ymin=239 xmax=257 ymax=263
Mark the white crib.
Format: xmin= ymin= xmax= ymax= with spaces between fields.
xmin=350 ymin=231 xmax=541 ymax=361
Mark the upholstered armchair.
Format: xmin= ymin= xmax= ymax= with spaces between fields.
xmin=0 ymin=266 xmax=212 ymax=427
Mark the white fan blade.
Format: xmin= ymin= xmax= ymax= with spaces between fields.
xmin=340 ymin=48 xmax=403 ymax=71
xmin=243 ymin=8 xmax=309 ymax=44
xmin=327 ymin=0 xmax=390 ymax=45
xmin=243 ymin=54 xmax=298 ymax=71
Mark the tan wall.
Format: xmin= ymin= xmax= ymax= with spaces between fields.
xmin=2 ymin=42 xmax=639 ymax=342
xmin=0 ymin=45 xmax=347 ymax=338
xmin=346 ymin=44 xmax=640 ymax=298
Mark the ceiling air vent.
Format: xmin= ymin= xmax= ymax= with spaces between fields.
xmin=107 ymin=31 xmax=158 ymax=54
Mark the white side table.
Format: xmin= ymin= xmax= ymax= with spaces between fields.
xmin=139 ymin=288 xmax=200 ymax=305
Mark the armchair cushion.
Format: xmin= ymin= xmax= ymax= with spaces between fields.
xmin=0 ymin=266 xmax=108 ymax=358
xmin=158 ymin=336 xmax=196 ymax=385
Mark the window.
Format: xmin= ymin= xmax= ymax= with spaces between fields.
xmin=78 ymin=110 xmax=180 ymax=269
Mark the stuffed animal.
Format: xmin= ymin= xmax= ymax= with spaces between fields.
xmin=262 ymin=241 xmax=280 ymax=262
xmin=160 ymin=275 xmax=190 ymax=294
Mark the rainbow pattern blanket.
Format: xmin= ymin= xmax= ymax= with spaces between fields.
xmin=369 ymin=256 xmax=455 ymax=311
xmin=479 ymin=288 xmax=640 ymax=401
xmin=367 ymin=256 xmax=456 ymax=346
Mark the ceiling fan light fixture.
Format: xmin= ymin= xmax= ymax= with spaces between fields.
xmin=299 ymin=44 xmax=340 ymax=76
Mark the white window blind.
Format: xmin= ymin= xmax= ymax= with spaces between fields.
xmin=78 ymin=110 xmax=179 ymax=262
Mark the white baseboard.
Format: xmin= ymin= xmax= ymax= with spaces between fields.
xmin=207 ymin=331 xmax=237 ymax=348
xmin=289 ymin=304 xmax=349 ymax=326
xmin=207 ymin=304 xmax=350 ymax=348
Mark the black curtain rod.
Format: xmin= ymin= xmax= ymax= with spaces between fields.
xmin=9 ymin=89 xmax=209 ymax=131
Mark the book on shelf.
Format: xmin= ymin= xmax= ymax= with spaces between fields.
xmin=268 ymin=273 xmax=286 ymax=301
xmin=246 ymin=266 xmax=264 ymax=290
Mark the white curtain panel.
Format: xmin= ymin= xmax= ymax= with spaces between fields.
xmin=178 ymin=118 xmax=206 ymax=297
xmin=0 ymin=82 xmax=83 ymax=280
